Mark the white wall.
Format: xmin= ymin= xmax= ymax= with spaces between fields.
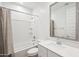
xmin=33 ymin=4 xmax=50 ymax=40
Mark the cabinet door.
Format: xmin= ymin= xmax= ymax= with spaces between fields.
xmin=48 ymin=50 xmax=61 ymax=57
xmin=38 ymin=45 xmax=47 ymax=57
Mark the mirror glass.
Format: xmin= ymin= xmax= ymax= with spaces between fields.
xmin=50 ymin=2 xmax=76 ymax=40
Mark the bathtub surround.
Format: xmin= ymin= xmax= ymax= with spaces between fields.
xmin=11 ymin=11 xmax=36 ymax=52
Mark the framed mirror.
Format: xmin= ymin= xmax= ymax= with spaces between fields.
xmin=50 ymin=2 xmax=78 ymax=41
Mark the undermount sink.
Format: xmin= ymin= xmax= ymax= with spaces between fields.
xmin=47 ymin=42 xmax=66 ymax=48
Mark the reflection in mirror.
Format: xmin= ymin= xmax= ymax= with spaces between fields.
xmin=50 ymin=2 xmax=77 ymax=40
xmin=50 ymin=20 xmax=54 ymax=37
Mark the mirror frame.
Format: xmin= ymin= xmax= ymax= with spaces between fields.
xmin=49 ymin=2 xmax=78 ymax=41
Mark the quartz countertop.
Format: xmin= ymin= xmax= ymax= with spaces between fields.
xmin=39 ymin=39 xmax=79 ymax=57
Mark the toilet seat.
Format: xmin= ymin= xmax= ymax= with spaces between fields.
xmin=27 ymin=48 xmax=38 ymax=56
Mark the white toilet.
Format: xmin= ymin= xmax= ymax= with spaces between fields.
xmin=26 ymin=47 xmax=38 ymax=57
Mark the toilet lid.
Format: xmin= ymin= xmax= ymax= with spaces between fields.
xmin=27 ymin=48 xmax=38 ymax=54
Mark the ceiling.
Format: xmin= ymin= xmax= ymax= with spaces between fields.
xmin=17 ymin=2 xmax=52 ymax=10
xmin=1 ymin=2 xmax=53 ymax=10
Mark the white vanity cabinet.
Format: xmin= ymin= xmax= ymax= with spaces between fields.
xmin=38 ymin=45 xmax=48 ymax=57
xmin=38 ymin=39 xmax=79 ymax=57
xmin=38 ymin=44 xmax=61 ymax=57
xmin=48 ymin=50 xmax=61 ymax=57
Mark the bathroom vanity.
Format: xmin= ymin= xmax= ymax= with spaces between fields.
xmin=38 ymin=39 xmax=79 ymax=57
xmin=47 ymin=2 xmax=79 ymax=57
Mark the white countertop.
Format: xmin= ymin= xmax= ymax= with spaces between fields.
xmin=39 ymin=39 xmax=79 ymax=57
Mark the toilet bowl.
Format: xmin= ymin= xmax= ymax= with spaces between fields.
xmin=27 ymin=47 xmax=38 ymax=57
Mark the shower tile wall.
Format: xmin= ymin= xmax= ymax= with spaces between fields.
xmin=11 ymin=11 xmax=34 ymax=52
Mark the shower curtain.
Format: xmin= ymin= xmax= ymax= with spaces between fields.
xmin=0 ymin=7 xmax=14 ymax=56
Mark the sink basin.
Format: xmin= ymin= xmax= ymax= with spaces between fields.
xmin=47 ymin=42 xmax=66 ymax=49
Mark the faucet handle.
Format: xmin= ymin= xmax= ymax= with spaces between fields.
xmin=56 ymin=38 xmax=62 ymax=45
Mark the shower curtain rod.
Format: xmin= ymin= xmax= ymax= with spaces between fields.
xmin=50 ymin=2 xmax=58 ymax=7
xmin=0 ymin=6 xmax=39 ymax=17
